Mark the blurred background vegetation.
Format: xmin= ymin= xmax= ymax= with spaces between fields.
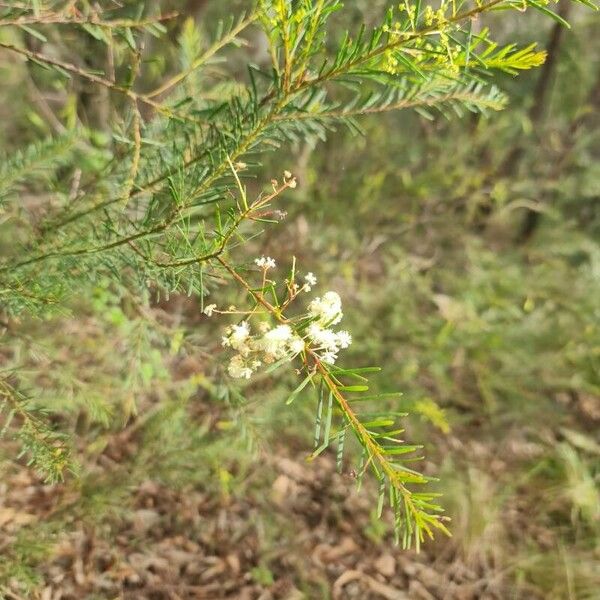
xmin=0 ymin=1 xmax=599 ymax=599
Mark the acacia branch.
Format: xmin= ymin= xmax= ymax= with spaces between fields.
xmin=146 ymin=12 xmax=257 ymax=99
xmin=274 ymin=89 xmax=506 ymax=122
xmin=133 ymin=178 xmax=296 ymax=269
xmin=215 ymin=258 xmax=449 ymax=544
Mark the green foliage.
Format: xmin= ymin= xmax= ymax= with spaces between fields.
xmin=0 ymin=377 xmax=70 ymax=483
xmin=0 ymin=0 xmax=597 ymax=565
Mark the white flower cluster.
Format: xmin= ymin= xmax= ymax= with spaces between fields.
xmin=306 ymin=291 xmax=351 ymax=364
xmin=219 ymin=261 xmax=352 ymax=379
xmin=259 ymin=324 xmax=305 ymax=358
xmin=303 ymin=272 xmax=317 ymax=292
xmin=255 ymin=256 xmax=276 ymax=269
xmin=222 ymin=321 xmax=305 ymax=379
xmin=308 ymin=291 xmax=343 ymax=325
xmin=203 ymin=303 xmax=217 ymax=317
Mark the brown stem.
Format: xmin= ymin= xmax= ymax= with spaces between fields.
xmin=0 ymin=12 xmax=178 ymax=28
xmin=0 ymin=41 xmax=207 ymax=125
xmin=502 ymin=0 xmax=571 ymax=175
xmin=514 ymin=0 xmax=571 ymax=242
xmin=216 ymin=257 xmax=284 ymax=319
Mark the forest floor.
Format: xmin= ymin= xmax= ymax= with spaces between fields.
xmin=0 ymin=422 xmax=562 ymax=600
xmin=1 ymin=296 xmax=598 ymax=600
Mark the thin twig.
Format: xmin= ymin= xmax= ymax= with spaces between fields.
xmin=0 ymin=41 xmax=207 ymax=125
xmin=146 ymin=12 xmax=256 ymax=99
xmin=0 ymin=12 xmax=179 ymax=28
xmin=121 ymin=100 xmax=142 ymax=207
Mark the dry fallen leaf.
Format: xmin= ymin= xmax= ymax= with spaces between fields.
xmin=374 ymin=553 xmax=396 ymax=578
